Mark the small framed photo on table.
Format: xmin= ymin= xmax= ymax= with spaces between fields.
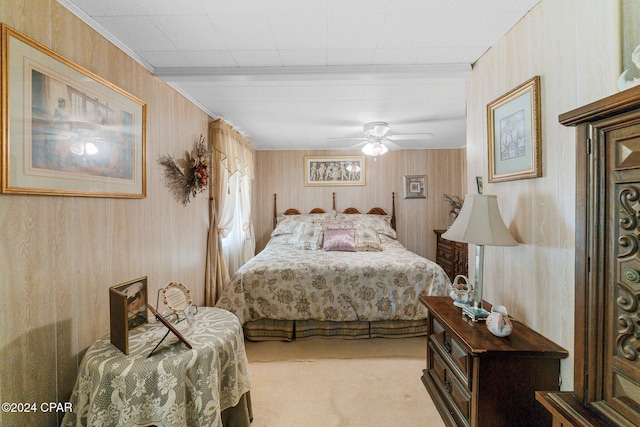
xmin=109 ymin=277 xmax=148 ymax=355
xmin=403 ymin=175 xmax=426 ymax=199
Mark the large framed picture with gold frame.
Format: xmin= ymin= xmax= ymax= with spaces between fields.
xmin=304 ymin=155 xmax=365 ymax=186
xmin=487 ymin=76 xmax=541 ymax=183
xmin=1 ymin=24 xmax=146 ymax=198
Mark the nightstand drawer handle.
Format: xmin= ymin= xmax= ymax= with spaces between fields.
xmin=444 ymin=380 xmax=452 ymax=394
xmin=444 ymin=337 xmax=452 ymax=353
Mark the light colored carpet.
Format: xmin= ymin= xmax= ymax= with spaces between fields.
xmin=244 ymin=337 xmax=445 ymax=427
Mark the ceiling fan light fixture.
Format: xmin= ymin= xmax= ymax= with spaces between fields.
xmin=362 ymin=141 xmax=388 ymax=157
xmin=363 ymin=121 xmax=390 ymax=137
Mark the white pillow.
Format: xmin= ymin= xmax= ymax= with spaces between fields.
xmin=355 ymin=226 xmax=383 ymax=252
xmin=272 ymin=212 xmax=336 ymax=236
xmin=271 ymin=216 xmax=311 ymax=236
xmin=335 ymin=213 xmax=396 ymax=239
xmin=294 ymin=224 xmax=324 ymax=250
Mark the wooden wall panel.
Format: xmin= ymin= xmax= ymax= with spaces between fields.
xmin=465 ymin=0 xmax=619 ymax=391
xmin=0 ymin=1 xmax=210 ymax=425
xmin=252 ymin=149 xmax=466 ymax=261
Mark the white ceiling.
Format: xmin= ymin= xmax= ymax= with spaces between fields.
xmin=58 ymin=0 xmax=540 ymax=151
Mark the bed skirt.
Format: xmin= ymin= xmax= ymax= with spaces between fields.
xmin=243 ymin=318 xmax=428 ymax=341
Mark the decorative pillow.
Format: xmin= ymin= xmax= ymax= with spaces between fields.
xmin=321 ymin=220 xmax=354 ymax=230
xmin=272 ymin=216 xmax=311 ymax=236
xmin=273 ymin=212 xmax=336 ymax=236
xmin=286 ymin=221 xmax=306 ymax=243
xmin=355 ymin=227 xmax=383 ymax=252
xmin=335 ymin=213 xmax=396 ymax=239
xmin=323 ymin=228 xmax=356 ymax=252
xmin=294 ymin=224 xmax=323 ymax=250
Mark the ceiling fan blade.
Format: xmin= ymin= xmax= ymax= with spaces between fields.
xmin=325 ymin=136 xmax=368 ymax=141
xmin=346 ymin=141 xmax=368 ymax=150
xmin=384 ymin=140 xmax=403 ymax=151
xmin=389 ymin=133 xmax=433 ymax=141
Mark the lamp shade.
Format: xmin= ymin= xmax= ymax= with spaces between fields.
xmin=441 ymin=194 xmax=518 ymax=246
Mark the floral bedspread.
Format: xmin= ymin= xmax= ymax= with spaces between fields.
xmin=216 ymin=235 xmax=451 ymax=324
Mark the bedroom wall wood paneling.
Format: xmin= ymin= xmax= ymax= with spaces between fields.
xmin=465 ymin=0 xmax=620 ymax=392
xmin=0 ymin=1 xmax=210 ymax=426
xmin=252 ymin=149 xmax=467 ymax=261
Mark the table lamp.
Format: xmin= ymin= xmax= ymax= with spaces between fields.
xmin=442 ymin=194 xmax=518 ymax=321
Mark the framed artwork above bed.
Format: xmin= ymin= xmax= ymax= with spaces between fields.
xmin=304 ymin=155 xmax=365 ymax=186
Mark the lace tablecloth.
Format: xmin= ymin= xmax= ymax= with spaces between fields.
xmin=62 ymin=307 xmax=251 ymax=427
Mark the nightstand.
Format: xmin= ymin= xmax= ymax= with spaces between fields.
xmin=434 ymin=229 xmax=468 ymax=281
xmin=419 ymin=296 xmax=568 ymax=427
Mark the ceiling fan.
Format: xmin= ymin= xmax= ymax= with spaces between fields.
xmin=329 ymin=122 xmax=433 ymax=156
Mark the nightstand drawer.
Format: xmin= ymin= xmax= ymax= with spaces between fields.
xmin=434 ymin=229 xmax=468 ymax=280
xmin=429 ymin=343 xmax=471 ymax=425
xmin=431 ymin=318 xmax=471 ymax=387
xmin=437 ymin=238 xmax=453 ymax=251
xmin=436 ymin=256 xmax=453 ymax=271
xmin=437 ymin=247 xmax=453 ymax=262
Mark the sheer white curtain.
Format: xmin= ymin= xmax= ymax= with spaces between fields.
xmin=221 ymin=172 xmax=255 ymax=275
xmin=205 ymin=119 xmax=255 ymax=305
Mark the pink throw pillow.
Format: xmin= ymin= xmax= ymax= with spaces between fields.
xmin=322 ymin=228 xmax=356 ymax=252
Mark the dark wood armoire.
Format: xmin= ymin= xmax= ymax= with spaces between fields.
xmin=536 ymin=86 xmax=640 ymax=426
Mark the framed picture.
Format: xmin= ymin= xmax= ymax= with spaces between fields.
xmin=487 ymin=76 xmax=541 ymax=183
xmin=1 ymin=24 xmax=146 ymax=198
xmin=109 ymin=277 xmax=148 ymax=355
xmin=147 ymin=305 xmax=192 ymax=357
xmin=403 ymin=175 xmax=426 ymax=199
xmin=475 ymin=176 xmax=484 ymax=194
xmin=304 ymin=155 xmax=365 ymax=186
xmin=619 ymin=0 xmax=640 ymax=91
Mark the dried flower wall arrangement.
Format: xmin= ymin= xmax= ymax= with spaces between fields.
xmin=158 ymin=135 xmax=211 ymax=206
xmin=444 ymin=194 xmax=463 ymax=219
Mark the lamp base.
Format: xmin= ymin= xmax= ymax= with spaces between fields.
xmin=463 ymin=306 xmax=490 ymax=322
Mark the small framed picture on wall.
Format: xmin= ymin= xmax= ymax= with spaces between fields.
xmin=403 ymin=175 xmax=426 ymax=199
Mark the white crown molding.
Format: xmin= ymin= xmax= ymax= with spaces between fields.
xmin=154 ymin=63 xmax=472 ymax=83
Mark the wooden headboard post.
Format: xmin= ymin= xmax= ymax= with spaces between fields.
xmin=273 ymin=193 xmax=277 ymax=229
xmin=391 ymin=192 xmax=396 ymax=231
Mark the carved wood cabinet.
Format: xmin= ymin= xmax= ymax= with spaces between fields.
xmin=434 ymin=229 xmax=468 ymax=281
xmin=537 ymin=86 xmax=640 ymax=426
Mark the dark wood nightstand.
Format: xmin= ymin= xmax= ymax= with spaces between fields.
xmin=419 ymin=296 xmax=568 ymax=427
xmin=434 ymin=229 xmax=468 ymax=281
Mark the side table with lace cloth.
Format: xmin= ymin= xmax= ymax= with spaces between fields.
xmin=62 ymin=307 xmax=252 ymax=427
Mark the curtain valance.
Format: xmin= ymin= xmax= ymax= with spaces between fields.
xmin=211 ymin=119 xmax=254 ymax=180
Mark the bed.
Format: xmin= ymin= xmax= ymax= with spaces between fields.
xmin=215 ymin=193 xmax=451 ymax=341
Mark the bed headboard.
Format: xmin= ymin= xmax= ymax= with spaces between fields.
xmin=273 ymin=193 xmax=336 ymax=229
xmin=339 ymin=193 xmax=396 ymax=230
xmin=273 ymin=192 xmax=396 ymax=230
